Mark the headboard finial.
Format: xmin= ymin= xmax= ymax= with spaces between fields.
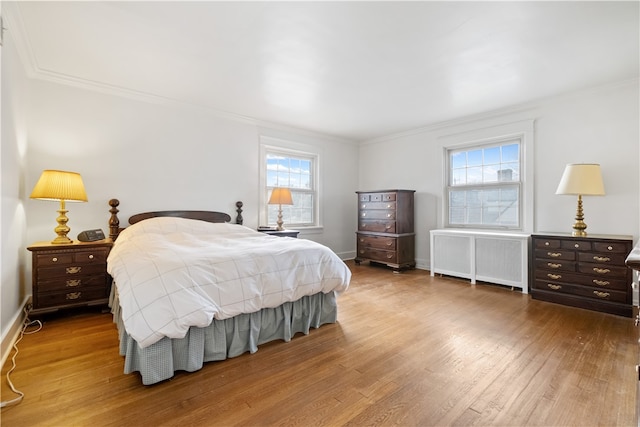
xmin=236 ymin=201 xmax=244 ymax=225
xmin=108 ymin=199 xmax=120 ymax=240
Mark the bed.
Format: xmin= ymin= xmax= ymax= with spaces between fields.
xmin=105 ymin=199 xmax=351 ymax=385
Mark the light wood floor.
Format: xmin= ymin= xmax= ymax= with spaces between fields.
xmin=1 ymin=260 xmax=637 ymax=426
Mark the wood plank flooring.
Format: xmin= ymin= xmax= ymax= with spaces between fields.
xmin=1 ymin=260 xmax=637 ymax=426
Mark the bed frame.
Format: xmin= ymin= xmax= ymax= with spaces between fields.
xmin=105 ymin=198 xmax=338 ymax=385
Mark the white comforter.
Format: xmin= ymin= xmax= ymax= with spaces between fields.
xmin=107 ymin=217 xmax=351 ymax=348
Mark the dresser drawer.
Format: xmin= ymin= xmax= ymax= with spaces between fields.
xmin=534 ymin=259 xmax=575 ymax=272
xmin=577 ymin=263 xmax=629 ymax=278
xmin=533 ymin=280 xmax=628 ymax=303
xmin=534 ymin=239 xmax=561 ymax=249
xmin=561 ymin=240 xmax=592 ymax=251
xmin=535 ymin=269 xmax=629 ymax=291
xmin=359 ymin=221 xmax=396 ymax=233
xmin=359 ymin=201 xmax=396 ymax=210
xmin=593 ymin=241 xmax=629 ymax=253
xmin=534 ymin=248 xmax=575 ymax=261
xmin=577 ymin=251 xmax=628 ymax=265
xmin=357 ymin=247 xmax=397 ymax=263
xmin=357 ymin=234 xmax=396 ymax=250
xmin=359 ymin=210 xmax=396 ymax=220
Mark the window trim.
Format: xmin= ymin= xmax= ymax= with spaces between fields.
xmin=439 ymin=120 xmax=534 ymax=233
xmin=259 ymin=137 xmax=321 ymax=229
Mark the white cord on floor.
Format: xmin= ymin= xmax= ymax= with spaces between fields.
xmin=0 ymin=308 xmax=42 ymax=408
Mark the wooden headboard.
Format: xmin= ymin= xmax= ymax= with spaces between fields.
xmin=108 ymin=199 xmax=244 ymax=240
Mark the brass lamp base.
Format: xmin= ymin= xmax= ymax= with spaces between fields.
xmin=51 ymin=200 xmax=73 ymax=244
xmin=571 ymin=194 xmax=588 ymax=237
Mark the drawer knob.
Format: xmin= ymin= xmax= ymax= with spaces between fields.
xmin=387 ymin=204 xmax=392 ymax=208
xmin=547 ymin=252 xmax=562 ymax=258
xmin=386 ymin=242 xmax=392 ymax=246
xmin=544 ymin=242 xmax=550 ymax=246
xmin=386 ymin=254 xmax=393 ymax=259
xmin=593 ymin=291 xmax=610 ymax=299
xmin=361 ymin=204 xmax=366 ymax=209
xmin=88 ymin=254 xmax=94 ymax=260
xmin=547 ymin=263 xmax=562 ymax=269
xmin=361 ymin=213 xmax=366 ymax=217
xmin=574 ymin=244 xmax=579 ymax=248
xmin=593 ymin=279 xmax=610 ymax=287
xmin=387 ymin=214 xmax=391 ymax=218
xmin=547 ymin=273 xmax=562 ymax=280
xmin=66 ymin=292 xmax=81 ymax=300
xmin=66 ymin=266 xmax=82 ymax=274
xmin=593 ymin=256 xmax=610 ymax=262
xmin=52 ymin=257 xmax=58 ymax=262
xmin=66 ymin=279 xmax=81 ymax=287
xmin=547 ymin=284 xmax=562 ymax=290
xmin=593 ymin=267 xmax=610 ymax=274
xmin=607 ymin=246 xmax=613 ymax=251
xmin=385 ymin=225 xmax=391 ymax=230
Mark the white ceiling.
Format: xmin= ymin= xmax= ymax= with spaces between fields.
xmin=8 ymin=1 xmax=640 ymax=141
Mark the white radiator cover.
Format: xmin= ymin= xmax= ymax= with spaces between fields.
xmin=430 ymin=229 xmax=529 ymax=293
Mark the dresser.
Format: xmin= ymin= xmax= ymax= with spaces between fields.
xmin=531 ymin=232 xmax=633 ymax=317
xmin=27 ymin=240 xmax=113 ymax=315
xmin=355 ymin=189 xmax=415 ymax=271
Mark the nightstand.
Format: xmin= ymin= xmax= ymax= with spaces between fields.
xmin=259 ymin=229 xmax=300 ymax=238
xmin=27 ymin=239 xmax=113 ymax=315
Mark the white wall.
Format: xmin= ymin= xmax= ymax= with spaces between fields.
xmin=24 ymin=79 xmax=360 ymax=258
xmin=1 ymin=18 xmax=30 ymax=358
xmin=360 ymin=79 xmax=640 ymax=269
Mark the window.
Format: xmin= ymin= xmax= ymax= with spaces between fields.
xmin=260 ymin=142 xmax=319 ymax=228
xmin=446 ymin=138 xmax=522 ymax=229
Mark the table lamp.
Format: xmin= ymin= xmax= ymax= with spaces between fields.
xmin=30 ymin=170 xmax=88 ymax=244
xmin=268 ymin=188 xmax=293 ymax=231
xmin=555 ymin=163 xmax=605 ymax=236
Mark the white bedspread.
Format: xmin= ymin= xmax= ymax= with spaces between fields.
xmin=107 ymin=217 xmax=351 ymax=348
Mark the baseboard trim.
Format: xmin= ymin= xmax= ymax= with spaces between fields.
xmin=1 ymin=297 xmax=30 ymax=369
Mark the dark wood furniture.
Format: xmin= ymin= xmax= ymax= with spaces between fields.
xmin=27 ymin=239 xmax=113 ymax=315
xmin=355 ymin=189 xmax=415 ymax=271
xmin=259 ymin=229 xmax=299 ymax=238
xmin=531 ymin=232 xmax=633 ymax=317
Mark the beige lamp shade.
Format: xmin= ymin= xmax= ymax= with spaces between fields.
xmin=30 ymin=170 xmax=88 ymax=244
xmin=30 ymin=170 xmax=88 ymax=202
xmin=268 ymin=187 xmax=293 ymax=205
xmin=555 ymin=164 xmax=605 ymax=196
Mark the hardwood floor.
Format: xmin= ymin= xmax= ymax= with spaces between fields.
xmin=1 ymin=260 xmax=637 ymax=426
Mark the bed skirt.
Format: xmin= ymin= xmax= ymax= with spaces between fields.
xmin=109 ymin=287 xmax=338 ymax=385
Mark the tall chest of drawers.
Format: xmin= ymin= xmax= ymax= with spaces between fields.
xmin=27 ymin=240 xmax=113 ymax=315
xmin=355 ymin=189 xmax=415 ymax=271
xmin=531 ymin=233 xmax=633 ymax=317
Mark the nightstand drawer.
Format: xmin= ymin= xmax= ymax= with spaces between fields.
xmin=36 ymin=249 xmax=108 ymax=266
xmin=37 ymin=274 xmax=108 ymax=292
xmin=37 ymin=263 xmax=107 ymax=279
xmin=36 ymin=288 xmax=110 ymax=309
